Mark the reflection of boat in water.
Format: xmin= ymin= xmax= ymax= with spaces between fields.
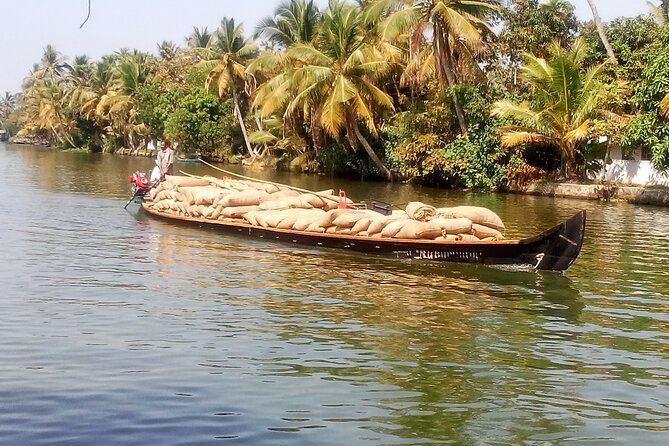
xmin=141 ymin=202 xmax=586 ymax=272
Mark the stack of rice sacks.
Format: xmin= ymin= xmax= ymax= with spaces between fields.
xmin=147 ymin=176 xmax=505 ymax=241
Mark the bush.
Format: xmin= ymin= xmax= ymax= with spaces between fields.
xmin=621 ymin=39 xmax=669 ymax=169
xmin=163 ymin=88 xmax=234 ymax=158
xmin=382 ymin=86 xmax=515 ymax=189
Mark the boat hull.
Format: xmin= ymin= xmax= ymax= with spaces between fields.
xmin=141 ymin=204 xmax=585 ymax=272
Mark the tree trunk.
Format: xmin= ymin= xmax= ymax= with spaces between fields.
xmin=231 ymin=82 xmax=255 ymax=159
xmin=351 ymin=124 xmax=394 ymax=182
xmin=586 ymin=0 xmax=617 ymax=62
xmin=434 ymin=23 xmax=468 ymax=134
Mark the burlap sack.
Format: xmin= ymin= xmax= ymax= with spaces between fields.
xmin=209 ymin=207 xmax=222 ymax=220
xmin=205 ymin=177 xmax=232 ymax=189
xmin=406 ymin=202 xmax=436 ymax=222
xmin=290 ymin=210 xmax=327 ymax=231
xmin=332 ymin=211 xmax=370 ymax=228
xmin=350 ymin=217 xmax=373 ymax=235
xmin=148 ymin=187 xmax=159 ymax=201
xmin=193 ymin=186 xmax=227 ymax=205
xmin=305 ymin=222 xmax=326 ymax=233
xmin=243 ymin=211 xmax=260 ymax=226
xmin=155 ymin=190 xmax=170 ymax=202
xmin=395 ymin=221 xmax=442 ymax=240
xmin=367 ymin=211 xmax=408 ymax=235
xmin=162 ymin=180 xmax=176 ymax=190
xmin=435 ymin=206 xmax=505 ymax=230
xmin=229 ymin=180 xmax=251 ymax=191
xmin=165 ymin=175 xmax=210 ymax=187
xmin=274 ymin=209 xmax=311 ymax=229
xmin=220 ymin=189 xmax=270 ymax=207
xmin=298 ymin=193 xmax=331 ymax=209
xmin=435 ymin=234 xmax=462 ymax=242
xmin=262 ymin=211 xmax=289 ymax=228
xmin=178 ymin=186 xmax=204 ymax=203
xmin=221 ymin=205 xmax=261 ymax=219
xmin=325 ymin=226 xmax=351 ymax=235
xmin=259 ymin=189 xmax=301 ymax=203
xmin=381 ymin=219 xmax=413 ymax=238
xmin=471 ymin=223 xmax=504 ymax=240
xmin=262 ymin=183 xmax=281 ymax=194
xmin=458 ymin=234 xmax=480 ymax=242
xmin=277 ymin=209 xmax=325 ymax=230
xmin=429 ymin=217 xmax=473 ymax=235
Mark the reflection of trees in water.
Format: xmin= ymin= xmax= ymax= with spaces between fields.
xmin=15 ymin=145 xmax=154 ymax=198
xmin=145 ymin=230 xmax=588 ymax=442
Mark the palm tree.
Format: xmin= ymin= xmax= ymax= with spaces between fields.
xmin=186 ymin=27 xmax=216 ymax=61
xmin=491 ymin=39 xmax=614 ymax=178
xmin=255 ymin=0 xmax=321 ymax=48
xmin=205 ymin=17 xmax=259 ymax=158
xmin=187 ymin=26 xmax=216 ymax=49
xmin=0 ymin=92 xmax=17 ymax=118
xmin=157 ymin=41 xmax=178 ymax=61
xmin=375 ymin=0 xmax=500 ymax=133
xmin=36 ymin=44 xmax=71 ymax=83
xmin=96 ymin=53 xmax=149 ymax=149
xmin=254 ymin=1 xmax=396 ymax=180
xmin=584 ymin=0 xmax=616 ymax=63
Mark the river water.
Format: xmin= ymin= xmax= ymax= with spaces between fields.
xmin=0 ymin=143 xmax=667 ymax=445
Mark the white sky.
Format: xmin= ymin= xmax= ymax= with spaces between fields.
xmin=0 ymin=0 xmax=651 ymax=93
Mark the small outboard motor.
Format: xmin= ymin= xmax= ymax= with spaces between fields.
xmin=128 ymin=170 xmax=152 ymax=199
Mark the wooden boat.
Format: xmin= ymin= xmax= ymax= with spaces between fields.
xmin=141 ymin=203 xmax=585 ymax=272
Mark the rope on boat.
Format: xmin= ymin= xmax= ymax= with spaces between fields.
xmin=195 ymin=158 xmax=342 ymax=204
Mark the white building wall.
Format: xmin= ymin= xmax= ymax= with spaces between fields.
xmin=598 ymin=160 xmax=669 ymax=187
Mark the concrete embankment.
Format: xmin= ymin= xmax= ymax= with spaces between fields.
xmin=508 ymin=182 xmax=669 ymax=207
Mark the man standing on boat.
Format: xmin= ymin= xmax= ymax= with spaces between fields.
xmin=156 ymin=140 xmax=174 ymax=180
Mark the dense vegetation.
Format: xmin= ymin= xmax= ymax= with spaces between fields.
xmin=2 ymin=0 xmax=669 ymax=189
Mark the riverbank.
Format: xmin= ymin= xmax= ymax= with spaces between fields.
xmin=508 ymin=181 xmax=669 ymax=207
xmin=9 ymin=140 xmax=669 ymax=207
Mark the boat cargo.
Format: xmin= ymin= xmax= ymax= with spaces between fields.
xmin=138 ymin=173 xmax=585 ymax=272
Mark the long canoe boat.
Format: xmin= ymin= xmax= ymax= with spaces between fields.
xmin=141 ymin=203 xmax=585 ymax=272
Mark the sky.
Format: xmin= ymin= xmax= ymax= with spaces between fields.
xmin=0 ymin=0 xmax=651 ymax=94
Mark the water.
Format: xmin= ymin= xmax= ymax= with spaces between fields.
xmin=1 ymin=143 xmax=667 ymax=445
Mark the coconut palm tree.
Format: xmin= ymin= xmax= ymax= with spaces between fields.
xmin=374 ymin=0 xmax=500 ymax=133
xmin=255 ymin=0 xmax=321 ymax=48
xmin=187 ymin=26 xmax=216 ymax=49
xmin=157 ymin=40 xmax=178 ymax=61
xmin=186 ymin=27 xmax=216 ymax=61
xmin=205 ymin=17 xmax=259 ymax=158
xmin=96 ymin=53 xmax=149 ymax=149
xmin=35 ymin=44 xmax=71 ymax=83
xmin=0 ymin=92 xmax=17 ymax=118
xmin=491 ymin=39 xmax=614 ymax=178
xmin=254 ymin=1 xmax=396 ymax=180
xmin=584 ymin=0 xmax=616 ymax=63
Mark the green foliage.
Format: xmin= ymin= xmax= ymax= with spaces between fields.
xmin=383 ymin=87 xmax=513 ymax=189
xmin=499 ymin=0 xmax=578 ymax=60
xmin=620 ymin=36 xmax=669 ymax=169
xmin=633 ymin=43 xmax=669 ymax=111
xmin=581 ymin=15 xmax=661 ymax=69
xmin=135 ymin=83 xmax=175 ymax=138
xmin=163 ymin=87 xmax=234 ymax=157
